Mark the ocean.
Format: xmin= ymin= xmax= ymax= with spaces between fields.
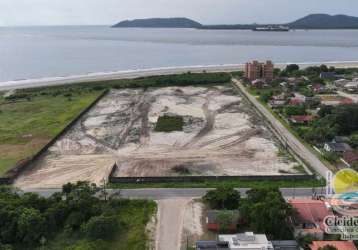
xmin=1 ymin=26 xmax=358 ymax=82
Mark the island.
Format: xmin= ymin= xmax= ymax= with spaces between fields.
xmin=112 ymin=14 xmax=358 ymax=30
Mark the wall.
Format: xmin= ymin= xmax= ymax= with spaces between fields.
xmin=108 ymin=163 xmax=315 ymax=184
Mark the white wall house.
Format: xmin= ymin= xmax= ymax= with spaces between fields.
xmin=218 ymin=232 xmax=274 ymax=250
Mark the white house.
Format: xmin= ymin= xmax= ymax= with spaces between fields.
xmin=344 ymin=82 xmax=358 ymax=92
xmin=218 ymin=232 xmax=274 ymax=250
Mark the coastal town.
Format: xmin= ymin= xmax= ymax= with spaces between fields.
xmin=1 ymin=60 xmax=357 ymax=250
xmin=243 ymin=60 xmax=358 ymax=171
xmin=185 ymin=61 xmax=358 ymax=250
xmin=2 ymin=1 xmax=358 ymax=249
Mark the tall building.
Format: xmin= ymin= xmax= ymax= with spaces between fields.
xmin=245 ymin=60 xmax=274 ymax=82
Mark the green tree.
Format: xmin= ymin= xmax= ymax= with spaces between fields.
xmin=216 ymin=211 xmax=236 ymax=233
xmin=284 ymin=105 xmax=306 ymax=116
xmin=349 ymin=133 xmax=358 ymax=148
xmin=240 ymin=188 xmax=293 ymax=239
xmin=286 ymin=64 xmax=300 ymax=73
xmin=297 ymin=234 xmax=317 ymax=250
xmin=351 ymin=161 xmax=358 ymax=171
xmin=203 ymin=187 xmax=240 ymax=210
xmin=260 ymin=91 xmax=273 ymax=103
xmin=318 ymin=105 xmax=333 ymax=118
xmin=17 ymin=208 xmax=46 ymax=244
xmin=0 ymin=243 xmax=12 ymax=250
xmin=320 ymin=64 xmax=329 ymax=72
xmin=81 ymin=216 xmax=119 ymax=240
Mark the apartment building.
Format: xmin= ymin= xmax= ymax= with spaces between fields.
xmin=245 ymin=60 xmax=274 ymax=82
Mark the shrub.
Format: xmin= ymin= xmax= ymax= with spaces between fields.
xmin=155 ymin=115 xmax=184 ymax=132
xmin=81 ymin=216 xmax=119 ymax=240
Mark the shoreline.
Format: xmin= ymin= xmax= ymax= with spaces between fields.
xmin=1 ymin=61 xmax=358 ymax=91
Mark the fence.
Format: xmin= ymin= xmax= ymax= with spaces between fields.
xmin=1 ymin=89 xmax=109 ymax=184
xmin=108 ymin=163 xmax=315 ymax=184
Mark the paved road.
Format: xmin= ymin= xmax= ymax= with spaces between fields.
xmin=22 ymin=187 xmax=326 ymax=199
xmin=1 ymin=62 xmax=358 ymax=91
xmin=232 ymin=79 xmax=331 ymax=179
xmin=337 ymin=91 xmax=358 ymax=103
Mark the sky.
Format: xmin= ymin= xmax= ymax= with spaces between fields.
xmin=1 ymin=0 xmax=358 ymax=26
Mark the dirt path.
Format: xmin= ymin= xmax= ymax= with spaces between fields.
xmin=183 ymin=96 xmax=216 ymax=148
xmin=155 ymin=199 xmax=191 ymax=250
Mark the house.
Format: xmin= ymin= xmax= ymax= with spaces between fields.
xmin=320 ymin=72 xmax=336 ymax=80
xmin=312 ymin=84 xmax=326 ymax=94
xmin=287 ymin=77 xmax=304 ymax=86
xmin=333 ymin=136 xmax=350 ymax=143
xmin=196 ymin=241 xmax=230 ymax=250
xmin=279 ymin=81 xmax=288 ymax=87
xmin=324 ymin=142 xmax=352 ymax=153
xmin=251 ymin=79 xmax=266 ymax=88
xmin=290 ymin=115 xmax=314 ymax=124
xmin=289 ymin=199 xmax=334 ymax=240
xmin=269 ymin=99 xmax=286 ymax=108
xmin=269 ymin=94 xmax=287 ymax=108
xmin=342 ymin=151 xmax=358 ymax=167
xmin=305 ymin=96 xmax=321 ymax=107
xmin=218 ymin=232 xmax=274 ymax=250
xmin=334 ymin=79 xmax=350 ymax=87
xmin=271 ymin=240 xmax=300 ymax=250
xmin=309 ymin=240 xmax=357 ymax=250
xmin=344 ymin=82 xmax=358 ymax=92
xmin=340 ymin=97 xmax=354 ymax=105
xmin=206 ymin=210 xmax=239 ymax=232
xmin=289 ymin=98 xmax=305 ymax=105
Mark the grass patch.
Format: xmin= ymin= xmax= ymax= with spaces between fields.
xmin=0 ymin=89 xmax=103 ymax=176
xmin=109 ymin=178 xmax=325 ymax=189
xmin=25 ymin=72 xmax=231 ymax=93
xmin=155 ymin=115 xmax=184 ymax=132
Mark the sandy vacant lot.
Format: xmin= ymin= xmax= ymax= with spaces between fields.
xmin=15 ymin=86 xmax=301 ymax=188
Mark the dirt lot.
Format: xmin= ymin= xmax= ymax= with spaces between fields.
xmin=15 ymin=86 xmax=301 ymax=188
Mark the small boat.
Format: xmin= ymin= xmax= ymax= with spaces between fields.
xmin=252 ymin=25 xmax=290 ymax=32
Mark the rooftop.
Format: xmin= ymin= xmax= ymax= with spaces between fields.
xmin=289 ymin=199 xmax=334 ymax=232
xmin=290 ymin=115 xmax=315 ymax=123
xmin=309 ymin=240 xmax=357 ymax=250
xmin=219 ymin=232 xmax=274 ymax=250
xmin=325 ymin=142 xmax=352 ymax=152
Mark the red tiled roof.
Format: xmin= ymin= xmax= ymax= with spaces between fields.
xmin=289 ymin=98 xmax=304 ymax=105
xmin=340 ymin=98 xmax=354 ymax=105
xmin=343 ymin=151 xmax=358 ymax=164
xmin=290 ymin=115 xmax=315 ymax=123
xmin=289 ymin=199 xmax=334 ymax=231
xmin=309 ymin=241 xmax=357 ymax=250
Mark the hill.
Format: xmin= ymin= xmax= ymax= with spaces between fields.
xmin=112 ymin=17 xmax=202 ymax=28
xmin=289 ymin=14 xmax=358 ymax=29
xmin=112 ymin=14 xmax=358 ymax=30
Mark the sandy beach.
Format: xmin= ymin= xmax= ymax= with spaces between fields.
xmin=1 ymin=61 xmax=358 ymax=91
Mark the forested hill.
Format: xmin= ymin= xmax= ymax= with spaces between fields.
xmin=289 ymin=14 xmax=358 ymax=29
xmin=112 ymin=17 xmax=202 ymax=28
xmin=112 ymin=14 xmax=358 ymax=29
